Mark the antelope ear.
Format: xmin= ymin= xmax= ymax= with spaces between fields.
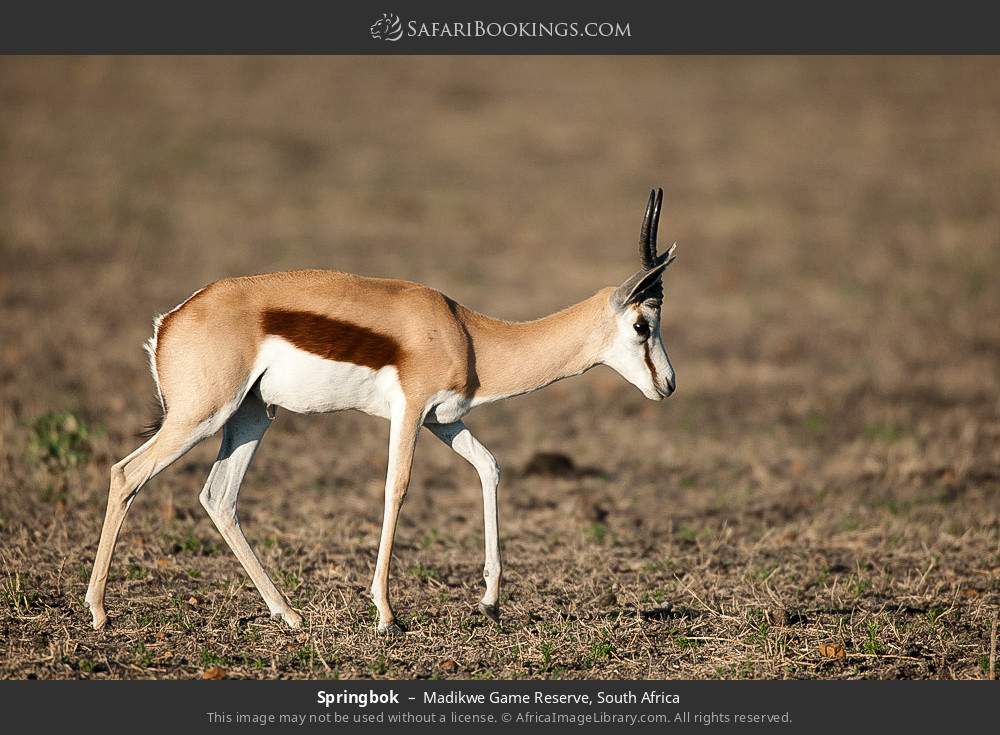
xmin=611 ymin=246 xmax=677 ymax=308
xmin=655 ymin=242 xmax=678 ymax=269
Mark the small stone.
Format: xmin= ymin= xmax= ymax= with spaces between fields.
xmin=201 ymin=666 xmax=227 ymax=680
xmin=522 ymin=452 xmax=578 ymax=478
xmin=818 ymin=643 xmax=846 ymax=659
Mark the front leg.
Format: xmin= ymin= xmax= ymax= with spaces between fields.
xmin=427 ymin=421 xmax=502 ymax=623
xmin=371 ymin=405 xmax=422 ymax=634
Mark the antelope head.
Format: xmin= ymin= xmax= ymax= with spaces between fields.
xmin=601 ymin=188 xmax=678 ymax=400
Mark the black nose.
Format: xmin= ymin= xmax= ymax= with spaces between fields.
xmin=663 ymin=378 xmax=676 ymax=396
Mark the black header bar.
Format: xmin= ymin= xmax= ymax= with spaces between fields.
xmin=1 ymin=1 xmax=998 ymax=53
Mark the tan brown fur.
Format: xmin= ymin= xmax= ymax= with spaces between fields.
xmin=449 ymin=289 xmax=616 ymax=402
xmin=153 ymin=270 xmax=615 ymax=427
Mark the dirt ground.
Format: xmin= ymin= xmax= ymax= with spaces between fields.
xmin=1 ymin=57 xmax=998 ymax=680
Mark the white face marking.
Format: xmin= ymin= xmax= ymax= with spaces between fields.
xmin=601 ymin=300 xmax=675 ymax=401
xmin=255 ymin=336 xmax=403 ymax=419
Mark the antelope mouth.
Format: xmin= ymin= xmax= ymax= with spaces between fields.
xmin=655 ymin=381 xmax=676 ymax=399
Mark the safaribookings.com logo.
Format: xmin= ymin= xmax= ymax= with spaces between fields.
xmin=370 ymin=12 xmax=404 ymax=41
xmin=370 ymin=13 xmax=631 ymax=42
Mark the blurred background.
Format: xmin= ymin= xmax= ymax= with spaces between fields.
xmin=0 ymin=57 xmax=997 ymax=679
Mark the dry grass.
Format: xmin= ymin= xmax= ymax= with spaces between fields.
xmin=0 ymin=56 xmax=998 ymax=679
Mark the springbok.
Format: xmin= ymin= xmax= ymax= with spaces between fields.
xmin=85 ymin=189 xmax=677 ymax=634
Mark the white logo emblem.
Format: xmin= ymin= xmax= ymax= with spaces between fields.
xmin=370 ymin=12 xmax=403 ymax=42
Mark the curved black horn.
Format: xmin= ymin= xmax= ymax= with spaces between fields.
xmin=638 ymin=188 xmax=663 ymax=269
xmin=649 ymin=187 xmax=663 ymax=262
xmin=638 ymin=189 xmax=655 ymax=268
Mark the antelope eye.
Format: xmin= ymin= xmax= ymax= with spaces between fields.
xmin=633 ymin=321 xmax=650 ymax=338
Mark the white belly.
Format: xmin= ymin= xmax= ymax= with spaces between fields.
xmin=255 ymin=336 xmax=402 ymax=419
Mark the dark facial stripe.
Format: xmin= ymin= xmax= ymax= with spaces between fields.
xmin=261 ymin=309 xmax=402 ymax=370
xmin=643 ymin=341 xmax=659 ymax=384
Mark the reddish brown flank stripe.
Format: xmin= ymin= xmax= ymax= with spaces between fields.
xmin=261 ymin=309 xmax=402 ymax=369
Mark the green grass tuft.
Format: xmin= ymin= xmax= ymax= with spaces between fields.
xmin=27 ymin=411 xmax=93 ymax=468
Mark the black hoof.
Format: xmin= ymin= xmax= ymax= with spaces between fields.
xmin=478 ymin=602 xmax=501 ymax=624
xmin=377 ymin=621 xmax=407 ymax=636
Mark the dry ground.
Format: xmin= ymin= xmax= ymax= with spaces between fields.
xmin=1 ymin=57 xmax=998 ymax=680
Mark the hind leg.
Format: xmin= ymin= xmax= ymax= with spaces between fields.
xmin=85 ymin=416 xmax=215 ymax=629
xmin=199 ymin=393 xmax=301 ymax=629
